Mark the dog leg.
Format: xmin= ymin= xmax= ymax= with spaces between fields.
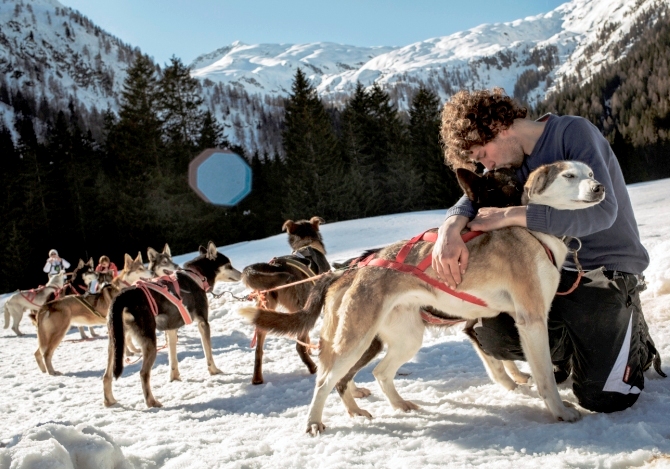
xmin=103 ymin=335 xmax=117 ymax=407
xmin=78 ymin=326 xmax=89 ymax=340
xmin=337 ymin=336 xmax=384 ymax=418
xmin=139 ymin=341 xmax=162 ymax=408
xmin=372 ymin=327 xmax=423 ymax=412
xmin=516 ymin=318 xmax=581 ymax=422
xmin=197 ymin=320 xmax=222 ymax=375
xmin=252 ymin=330 xmax=266 ymax=385
xmin=11 ymin=308 xmax=24 ymax=336
xmin=34 ymin=348 xmax=47 ymax=373
xmin=166 ymin=329 xmax=181 ymax=382
xmin=125 ymin=331 xmax=140 ymax=356
xmin=89 ymin=326 xmax=99 ymax=338
xmin=296 ymin=331 xmax=317 ymax=374
xmin=504 ymin=360 xmax=531 ymax=385
xmin=306 ymin=340 xmax=373 ymax=435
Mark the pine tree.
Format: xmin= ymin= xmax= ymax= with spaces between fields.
xmin=408 ymin=86 xmax=460 ymax=209
xmin=198 ymin=110 xmax=228 ymax=150
xmin=282 ymin=69 xmax=344 ymax=220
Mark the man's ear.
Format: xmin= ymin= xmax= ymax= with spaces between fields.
xmin=282 ymin=220 xmax=295 ymax=233
xmin=456 ymin=168 xmax=481 ymax=202
xmin=309 ymin=217 xmax=325 ymax=231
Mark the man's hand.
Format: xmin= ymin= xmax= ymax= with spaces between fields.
xmin=432 ymin=216 xmax=469 ymax=288
xmin=467 ymin=206 xmax=528 ymax=232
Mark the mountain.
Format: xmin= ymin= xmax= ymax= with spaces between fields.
xmin=0 ymin=0 xmax=667 ymax=152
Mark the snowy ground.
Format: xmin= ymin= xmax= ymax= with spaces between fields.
xmin=1 ymin=180 xmax=670 ymax=469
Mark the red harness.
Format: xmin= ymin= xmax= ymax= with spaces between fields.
xmin=135 ymin=269 xmax=210 ymax=325
xmin=357 ymin=230 xmax=488 ymax=308
xmin=19 ymin=285 xmax=62 ymax=306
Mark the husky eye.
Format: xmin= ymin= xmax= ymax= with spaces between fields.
xmin=563 ymin=173 xmax=575 ymax=179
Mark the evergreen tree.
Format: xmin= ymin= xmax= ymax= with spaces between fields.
xmin=408 ymin=86 xmax=460 ymax=209
xmin=198 ymin=110 xmax=228 ymax=150
xmin=282 ymin=69 xmax=344 ymax=220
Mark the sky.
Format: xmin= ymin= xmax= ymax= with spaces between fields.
xmin=57 ymin=0 xmax=569 ymax=66
xmin=1 ymin=177 xmax=669 ymax=467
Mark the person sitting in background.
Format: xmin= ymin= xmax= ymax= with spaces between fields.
xmin=95 ymin=255 xmax=118 ymax=278
xmin=43 ymin=249 xmax=70 ymax=278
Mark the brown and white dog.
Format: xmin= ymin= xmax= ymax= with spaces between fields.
xmin=241 ymin=216 xmax=330 ymax=384
xmin=240 ymin=161 xmax=605 ymax=433
xmin=33 ymin=253 xmax=153 ymax=375
xmin=3 ymin=272 xmax=66 ymax=336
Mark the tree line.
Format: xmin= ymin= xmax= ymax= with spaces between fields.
xmin=0 ymin=58 xmax=460 ymax=291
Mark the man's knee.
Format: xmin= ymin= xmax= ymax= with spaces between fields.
xmin=573 ymin=385 xmax=639 ymax=413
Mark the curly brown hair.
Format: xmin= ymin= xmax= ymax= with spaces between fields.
xmin=440 ymin=88 xmax=527 ymax=169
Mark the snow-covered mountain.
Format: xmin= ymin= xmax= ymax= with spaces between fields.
xmin=0 ymin=0 xmax=666 ymax=152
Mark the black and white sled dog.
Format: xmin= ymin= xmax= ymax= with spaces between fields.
xmin=103 ymin=242 xmax=241 ymax=408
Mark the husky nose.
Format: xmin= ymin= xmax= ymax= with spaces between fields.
xmin=592 ymin=184 xmax=604 ymax=194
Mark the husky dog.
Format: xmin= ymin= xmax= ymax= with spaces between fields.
xmin=241 ymin=216 xmax=330 ymax=384
xmin=33 ymin=253 xmax=153 ymax=375
xmin=148 ymin=244 xmax=179 ymax=277
xmin=103 ymin=242 xmax=241 ymax=408
xmin=240 ymin=161 xmax=605 ymax=433
xmin=3 ymin=272 xmax=66 ymax=336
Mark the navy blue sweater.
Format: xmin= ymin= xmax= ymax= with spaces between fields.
xmin=446 ymin=115 xmax=649 ymax=274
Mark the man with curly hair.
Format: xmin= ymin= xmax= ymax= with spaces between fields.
xmin=432 ymin=88 xmax=664 ymax=413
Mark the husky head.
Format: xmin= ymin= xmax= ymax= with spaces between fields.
xmin=523 ymin=161 xmax=605 ymax=209
xmin=147 ymin=243 xmax=179 ymax=277
xmin=46 ymin=271 xmax=66 ymax=288
xmin=121 ymin=252 xmax=153 ymax=284
xmin=282 ymin=216 xmax=326 ymax=254
xmin=72 ymin=258 xmax=97 ymax=286
xmin=456 ymin=167 xmax=523 ymax=211
xmin=190 ymin=241 xmax=241 ymax=283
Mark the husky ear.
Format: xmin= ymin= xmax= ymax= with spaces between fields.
xmin=147 ymin=247 xmax=158 ymax=262
xmin=523 ymin=164 xmax=551 ymax=204
xmin=456 ymin=168 xmax=482 ymax=202
xmin=199 ymin=245 xmax=207 ymax=255
xmin=282 ymin=220 xmax=295 ymax=233
xmin=162 ymin=243 xmax=171 ymax=257
xmin=206 ymin=241 xmax=218 ymax=260
xmin=87 ymin=258 xmax=94 ymax=268
xmin=135 ymin=252 xmax=144 ymax=264
xmin=124 ymin=253 xmax=133 ymax=270
xmin=309 ymin=216 xmax=325 ymax=230
xmin=77 ymin=259 xmax=85 ymax=269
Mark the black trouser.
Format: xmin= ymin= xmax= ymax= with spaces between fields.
xmin=471 ymin=268 xmax=660 ymax=413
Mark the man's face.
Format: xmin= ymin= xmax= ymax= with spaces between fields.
xmin=468 ymin=131 xmax=525 ymax=171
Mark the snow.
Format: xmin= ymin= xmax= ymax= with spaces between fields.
xmin=1 ymin=178 xmax=670 ymax=468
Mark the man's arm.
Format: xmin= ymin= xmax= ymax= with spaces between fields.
xmin=467 ymin=206 xmax=528 ymax=231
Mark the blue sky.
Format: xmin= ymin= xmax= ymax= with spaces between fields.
xmin=59 ymin=0 xmax=568 ymax=66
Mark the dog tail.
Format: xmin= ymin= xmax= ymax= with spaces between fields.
xmin=238 ymin=271 xmax=343 ymax=337
xmin=3 ymin=301 xmax=8 ymax=329
xmin=109 ymin=297 xmax=126 ymax=379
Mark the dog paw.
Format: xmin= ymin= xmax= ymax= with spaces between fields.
xmin=306 ymin=422 xmax=326 ymax=435
xmin=146 ymin=398 xmax=163 ymax=408
xmin=352 ymin=387 xmax=372 ymax=398
xmin=556 ymin=402 xmax=581 ymax=422
xmin=252 ymin=377 xmax=264 ymax=385
xmin=208 ymin=367 xmax=223 ymax=376
xmin=393 ymin=400 xmax=420 ymax=412
xmin=103 ymin=398 xmax=117 ymax=407
xmin=347 ymin=407 xmax=373 ymax=419
xmin=48 ymin=371 xmax=62 ymax=376
xmin=170 ymin=373 xmax=181 ymax=382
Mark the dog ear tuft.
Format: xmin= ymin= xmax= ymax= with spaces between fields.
xmin=309 ymin=216 xmax=325 ymax=230
xmin=163 ymin=244 xmax=171 ymax=256
xmin=207 ymin=241 xmax=218 ymax=260
xmin=456 ymin=168 xmax=481 ymax=203
xmin=282 ymin=220 xmax=295 ymax=233
xmin=147 ymin=247 xmax=158 ymax=262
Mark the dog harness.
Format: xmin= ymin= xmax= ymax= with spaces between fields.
xmin=18 ymin=285 xmax=62 ymax=307
xmin=135 ymin=269 xmax=210 ymax=325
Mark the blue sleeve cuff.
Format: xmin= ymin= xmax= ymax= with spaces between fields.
xmin=526 ymin=204 xmax=549 ymax=232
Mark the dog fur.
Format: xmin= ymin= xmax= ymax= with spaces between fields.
xmin=241 ymin=216 xmax=330 ymax=384
xmin=240 ymin=161 xmax=605 ymax=433
xmin=3 ymin=272 xmax=66 ymax=336
xmin=102 ymin=242 xmax=241 ymax=408
xmin=34 ymin=253 xmax=153 ymax=375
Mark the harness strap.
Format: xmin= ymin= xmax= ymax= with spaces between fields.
xmin=135 ymin=277 xmax=193 ymax=325
xmin=73 ymin=296 xmax=105 ymax=319
xmin=180 ymin=268 xmax=210 ymax=292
